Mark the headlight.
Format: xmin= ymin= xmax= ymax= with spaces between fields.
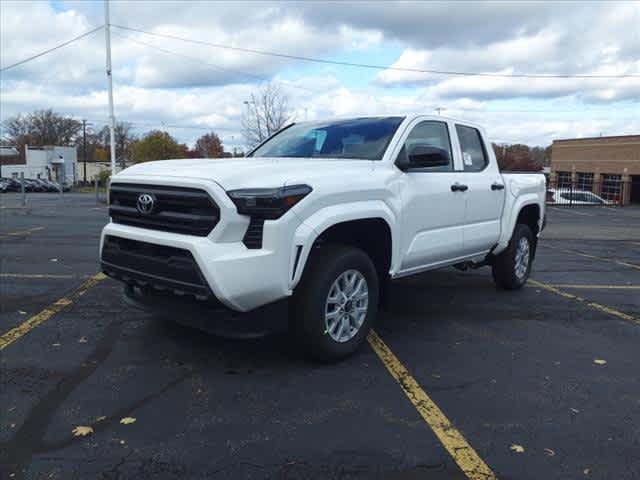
xmin=226 ymin=184 xmax=312 ymax=219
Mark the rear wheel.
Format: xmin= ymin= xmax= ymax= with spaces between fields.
xmin=492 ymin=223 xmax=534 ymax=290
xmin=290 ymin=245 xmax=379 ymax=361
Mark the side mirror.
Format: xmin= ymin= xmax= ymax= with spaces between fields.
xmin=407 ymin=145 xmax=450 ymax=169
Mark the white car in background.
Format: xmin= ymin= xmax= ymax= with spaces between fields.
xmin=546 ymin=189 xmax=612 ymax=205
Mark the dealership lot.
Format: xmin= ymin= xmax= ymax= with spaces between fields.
xmin=1 ymin=193 xmax=639 ymax=480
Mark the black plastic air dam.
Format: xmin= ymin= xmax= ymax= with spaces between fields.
xmin=101 ymin=235 xmax=212 ymax=298
xmin=123 ymin=285 xmax=289 ymax=339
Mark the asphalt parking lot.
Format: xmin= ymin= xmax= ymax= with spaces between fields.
xmin=1 ymin=193 xmax=639 ymax=480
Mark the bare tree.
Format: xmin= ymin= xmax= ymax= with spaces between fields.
xmin=98 ymin=122 xmax=136 ymax=168
xmin=241 ymin=83 xmax=292 ymax=148
xmin=2 ymin=109 xmax=82 ymax=159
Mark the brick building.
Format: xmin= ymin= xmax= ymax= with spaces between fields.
xmin=550 ymin=135 xmax=640 ymax=205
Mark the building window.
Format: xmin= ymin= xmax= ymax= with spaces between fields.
xmin=556 ymin=171 xmax=571 ymax=188
xmin=576 ymin=172 xmax=594 ymax=192
xmin=12 ymin=172 xmax=19 ymax=179
xmin=601 ymin=174 xmax=622 ymax=203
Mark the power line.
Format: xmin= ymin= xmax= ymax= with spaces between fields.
xmin=0 ymin=26 xmax=104 ymax=72
xmin=110 ymin=29 xmax=435 ymax=109
xmin=110 ymin=30 xmax=318 ymax=95
xmin=112 ymin=24 xmax=640 ymax=80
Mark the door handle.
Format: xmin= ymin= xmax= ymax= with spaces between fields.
xmin=451 ymin=183 xmax=468 ymax=192
xmin=491 ymin=183 xmax=505 ymax=191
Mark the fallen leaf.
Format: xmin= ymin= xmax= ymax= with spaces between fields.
xmin=8 ymin=406 xmax=16 ymax=412
xmin=120 ymin=440 xmax=126 ymax=445
xmin=593 ymin=359 xmax=607 ymax=365
xmin=570 ymin=408 xmax=580 ymax=414
xmin=18 ymin=310 xmax=27 ymax=315
xmin=510 ymin=444 xmax=525 ymax=453
xmin=544 ymin=448 xmax=556 ymax=457
xmin=72 ymin=426 xmax=94 ymax=437
xmin=50 ymin=258 xmax=58 ymax=262
xmin=96 ymin=416 xmax=107 ymax=422
xmin=10 ymin=423 xmax=16 ymax=428
xmin=120 ymin=417 xmax=136 ymax=425
xmin=78 ymin=336 xmax=88 ymax=343
xmin=52 ymin=343 xmax=61 ymax=347
xmin=583 ymin=468 xmax=591 ymax=475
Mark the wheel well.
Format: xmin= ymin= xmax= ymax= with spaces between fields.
xmin=313 ymin=218 xmax=392 ymax=279
xmin=516 ymin=204 xmax=541 ymax=236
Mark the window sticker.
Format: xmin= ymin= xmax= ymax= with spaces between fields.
xmin=463 ymin=152 xmax=473 ymax=166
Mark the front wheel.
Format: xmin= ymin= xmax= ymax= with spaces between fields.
xmin=290 ymin=245 xmax=379 ymax=361
xmin=492 ymin=224 xmax=534 ymax=290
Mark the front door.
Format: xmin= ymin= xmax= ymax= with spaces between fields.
xmin=398 ymin=120 xmax=467 ymax=272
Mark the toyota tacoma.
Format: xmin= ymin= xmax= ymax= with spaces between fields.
xmin=100 ymin=115 xmax=546 ymax=360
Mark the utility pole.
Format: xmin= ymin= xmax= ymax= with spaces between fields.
xmin=82 ymin=120 xmax=88 ymax=183
xmin=104 ymin=0 xmax=116 ymax=177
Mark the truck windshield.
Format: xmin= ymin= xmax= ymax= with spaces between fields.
xmin=249 ymin=117 xmax=405 ymax=160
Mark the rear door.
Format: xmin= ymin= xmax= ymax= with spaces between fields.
xmin=452 ymin=124 xmax=505 ymax=256
xmin=396 ymin=119 xmax=467 ymax=272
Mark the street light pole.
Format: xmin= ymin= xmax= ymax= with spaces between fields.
xmin=104 ymin=0 xmax=116 ymax=177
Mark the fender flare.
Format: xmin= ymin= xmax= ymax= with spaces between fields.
xmin=495 ymin=195 xmax=543 ymax=254
xmin=289 ymin=201 xmax=398 ymax=289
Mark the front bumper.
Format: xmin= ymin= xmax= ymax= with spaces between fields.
xmin=122 ymin=284 xmax=288 ymax=337
xmin=100 ymin=176 xmax=307 ymax=312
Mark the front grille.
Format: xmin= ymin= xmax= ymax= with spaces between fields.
xmin=109 ymin=183 xmax=219 ymax=236
xmin=101 ymin=235 xmax=212 ymax=299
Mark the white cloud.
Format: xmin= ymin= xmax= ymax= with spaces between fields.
xmin=1 ymin=0 xmax=638 ymax=149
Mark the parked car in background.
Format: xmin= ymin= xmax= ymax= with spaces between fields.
xmin=24 ymin=178 xmax=47 ymax=192
xmin=0 ymin=178 xmax=8 ymax=193
xmin=34 ymin=178 xmax=60 ymax=192
xmin=1 ymin=177 xmax=23 ymax=192
xmin=546 ymin=188 xmax=612 ymax=205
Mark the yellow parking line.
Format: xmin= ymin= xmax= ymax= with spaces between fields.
xmin=0 ymin=273 xmax=80 ymax=279
xmin=550 ymin=284 xmax=640 ymax=290
xmin=0 ymin=273 xmax=106 ymax=351
xmin=545 ymin=245 xmax=640 ymax=270
xmin=0 ymin=226 xmax=45 ymax=240
xmin=368 ymin=330 xmax=496 ymax=480
xmin=528 ymin=279 xmax=639 ymax=326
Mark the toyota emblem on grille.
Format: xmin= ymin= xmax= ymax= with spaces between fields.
xmin=136 ymin=193 xmax=155 ymax=214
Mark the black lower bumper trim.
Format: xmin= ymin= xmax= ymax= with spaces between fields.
xmin=123 ymin=285 xmax=288 ymax=338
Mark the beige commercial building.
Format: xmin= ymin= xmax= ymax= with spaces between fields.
xmin=550 ymin=135 xmax=640 ymax=205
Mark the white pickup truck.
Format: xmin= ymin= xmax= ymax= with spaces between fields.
xmin=100 ymin=115 xmax=546 ymax=359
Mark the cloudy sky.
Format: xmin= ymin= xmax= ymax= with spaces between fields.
xmin=1 ymin=0 xmax=638 ymax=150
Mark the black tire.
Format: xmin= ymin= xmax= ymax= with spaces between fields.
xmin=290 ymin=244 xmax=379 ymax=361
xmin=492 ymin=223 xmax=534 ymax=290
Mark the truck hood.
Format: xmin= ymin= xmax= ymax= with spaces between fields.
xmin=115 ymin=157 xmax=376 ymax=190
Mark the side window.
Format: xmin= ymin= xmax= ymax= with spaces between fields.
xmin=456 ymin=124 xmax=488 ymax=172
xmin=397 ymin=121 xmax=452 ymax=171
